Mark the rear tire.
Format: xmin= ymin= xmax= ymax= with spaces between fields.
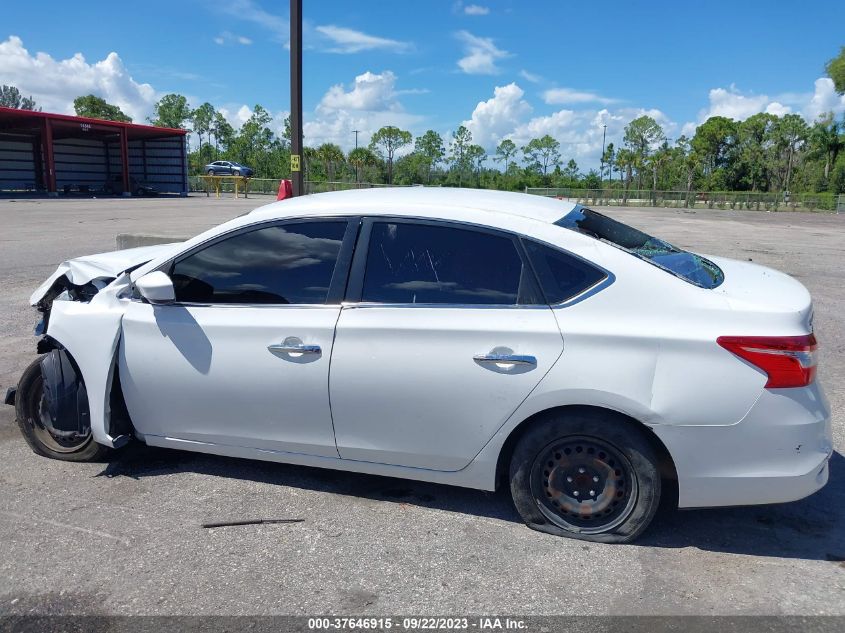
xmin=509 ymin=409 xmax=661 ymax=543
xmin=206 ymin=169 xmax=214 ymax=176
xmin=15 ymin=356 xmax=111 ymax=462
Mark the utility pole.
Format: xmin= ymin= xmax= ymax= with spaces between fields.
xmin=352 ymin=130 xmax=361 ymax=183
xmin=289 ymin=0 xmax=304 ymax=196
xmin=600 ymin=124 xmax=607 ymax=183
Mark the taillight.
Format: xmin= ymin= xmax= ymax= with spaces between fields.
xmin=717 ymin=334 xmax=817 ymax=388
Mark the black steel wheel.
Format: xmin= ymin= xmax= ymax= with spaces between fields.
xmin=14 ymin=356 xmax=111 ymax=462
xmin=530 ymin=436 xmax=637 ymax=534
xmin=510 ymin=409 xmax=661 ymax=543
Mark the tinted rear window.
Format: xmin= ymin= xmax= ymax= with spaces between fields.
xmin=362 ymin=222 xmax=540 ymax=305
xmin=556 ymin=207 xmax=724 ymax=288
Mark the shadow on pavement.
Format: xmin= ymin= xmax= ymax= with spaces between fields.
xmin=96 ymin=442 xmax=844 ymax=561
xmin=95 ymin=441 xmax=521 ymax=524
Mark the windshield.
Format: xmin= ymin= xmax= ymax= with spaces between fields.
xmin=556 ymin=206 xmax=724 ymax=289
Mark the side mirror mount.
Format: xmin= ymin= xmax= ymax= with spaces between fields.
xmin=135 ymin=271 xmax=175 ymax=305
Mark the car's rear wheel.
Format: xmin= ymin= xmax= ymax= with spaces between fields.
xmin=509 ymin=409 xmax=661 ymax=543
xmin=15 ymin=356 xmax=111 ymax=462
xmin=206 ymin=169 xmax=214 ymax=175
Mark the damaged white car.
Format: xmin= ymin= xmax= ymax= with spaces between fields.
xmin=5 ymin=188 xmax=832 ymax=543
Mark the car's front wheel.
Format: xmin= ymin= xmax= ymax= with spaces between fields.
xmin=15 ymin=356 xmax=111 ymax=462
xmin=509 ymin=409 xmax=661 ymax=543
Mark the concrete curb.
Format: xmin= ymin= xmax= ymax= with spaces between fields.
xmin=116 ymin=234 xmax=188 ymax=249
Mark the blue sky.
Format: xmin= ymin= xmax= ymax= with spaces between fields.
xmin=2 ymin=0 xmax=844 ymax=168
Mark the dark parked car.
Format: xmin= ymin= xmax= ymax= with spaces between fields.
xmin=203 ymin=161 xmax=254 ymax=177
xmin=102 ymin=175 xmax=157 ymax=196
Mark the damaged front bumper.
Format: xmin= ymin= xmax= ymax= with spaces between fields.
xmin=19 ymin=242 xmax=180 ymax=448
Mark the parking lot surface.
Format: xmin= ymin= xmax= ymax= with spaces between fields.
xmin=0 ymin=195 xmax=843 ymax=615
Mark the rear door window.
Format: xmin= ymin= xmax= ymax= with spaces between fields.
xmin=361 ymin=221 xmax=540 ymax=305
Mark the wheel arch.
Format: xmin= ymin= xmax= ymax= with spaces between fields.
xmin=494 ymin=404 xmax=678 ymax=502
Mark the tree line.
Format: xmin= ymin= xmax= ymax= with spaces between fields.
xmin=1 ymin=46 xmax=843 ymax=195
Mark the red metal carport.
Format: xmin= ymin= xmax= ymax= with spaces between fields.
xmin=0 ymin=107 xmax=188 ymax=196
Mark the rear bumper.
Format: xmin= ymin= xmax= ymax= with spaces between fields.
xmin=651 ymin=381 xmax=832 ymax=508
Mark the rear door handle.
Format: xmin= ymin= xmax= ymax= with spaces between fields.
xmin=268 ymin=343 xmax=322 ymax=355
xmin=473 ymin=353 xmax=537 ymax=366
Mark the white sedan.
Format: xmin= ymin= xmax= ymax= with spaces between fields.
xmin=5 ymin=188 xmax=832 ymax=543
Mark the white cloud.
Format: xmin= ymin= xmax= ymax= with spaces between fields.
xmin=542 ymin=87 xmax=617 ymax=106
xmin=216 ymin=105 xmax=289 ymax=141
xmin=217 ymin=105 xmax=254 ymax=128
xmin=455 ymin=30 xmax=510 ymax=75
xmin=319 ymin=71 xmax=402 ymax=112
xmin=683 ymin=79 xmax=845 ymax=135
xmin=509 ymin=106 xmax=675 ymax=167
xmin=519 ymin=69 xmax=542 ymax=83
xmin=315 ymin=25 xmax=411 ymax=54
xmin=456 ymin=81 xmax=678 ymax=170
xmin=305 ymin=70 xmax=424 ymax=150
xmin=464 ymin=4 xmax=490 ymax=15
xmin=214 ymin=31 xmax=253 ymax=46
xmin=698 ymin=84 xmax=790 ymax=121
xmin=804 ymin=77 xmax=845 ymax=121
xmin=461 ymin=82 xmax=532 ymax=149
xmin=216 ymin=0 xmax=288 ymax=41
xmin=0 ymin=35 xmax=157 ymax=121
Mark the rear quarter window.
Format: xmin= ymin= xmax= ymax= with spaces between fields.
xmin=523 ymin=240 xmax=607 ymax=304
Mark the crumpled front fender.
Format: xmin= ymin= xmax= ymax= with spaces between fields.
xmin=44 ymin=276 xmax=131 ymax=448
xmin=30 ymin=243 xmax=179 ymax=306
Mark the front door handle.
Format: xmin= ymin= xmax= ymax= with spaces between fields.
xmin=268 ymin=343 xmax=322 ymax=355
xmin=473 ymin=353 xmax=537 ymax=366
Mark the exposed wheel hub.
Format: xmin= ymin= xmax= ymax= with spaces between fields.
xmin=531 ymin=436 xmax=637 ymax=533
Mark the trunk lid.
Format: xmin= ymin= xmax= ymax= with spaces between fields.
xmin=706 ymin=255 xmax=813 ymax=334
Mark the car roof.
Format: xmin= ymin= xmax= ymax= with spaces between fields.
xmin=249 ymin=187 xmax=577 ymax=225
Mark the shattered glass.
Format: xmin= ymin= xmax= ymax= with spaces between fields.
xmin=556 ymin=206 xmax=724 ymax=289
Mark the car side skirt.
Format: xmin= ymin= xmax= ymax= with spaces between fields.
xmin=142 ymin=434 xmax=501 ymax=491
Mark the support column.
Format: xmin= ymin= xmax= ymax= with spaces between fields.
xmin=120 ymin=128 xmax=130 ymax=196
xmin=289 ymin=0 xmax=304 ymax=196
xmin=179 ymin=135 xmax=188 ymax=196
xmin=42 ymin=118 xmax=57 ymax=196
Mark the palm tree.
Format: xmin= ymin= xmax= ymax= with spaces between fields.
xmin=316 ymin=143 xmax=345 ymax=183
xmin=809 ymin=113 xmax=843 ymax=181
xmin=348 ymin=147 xmax=378 ymax=184
xmin=615 ymin=148 xmax=635 ymax=204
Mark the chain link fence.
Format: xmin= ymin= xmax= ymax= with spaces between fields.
xmin=185 ymin=177 xmax=843 ymax=213
xmin=188 ymin=177 xmax=414 ymax=197
xmin=525 ymin=188 xmax=839 ymax=213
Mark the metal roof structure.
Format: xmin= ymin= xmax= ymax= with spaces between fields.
xmin=0 ymin=107 xmax=188 ymax=196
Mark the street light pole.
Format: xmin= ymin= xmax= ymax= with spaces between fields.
xmin=600 ymin=124 xmax=607 ymax=183
xmin=289 ymin=0 xmax=304 ymax=196
xmin=352 ymin=130 xmax=361 ymax=183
